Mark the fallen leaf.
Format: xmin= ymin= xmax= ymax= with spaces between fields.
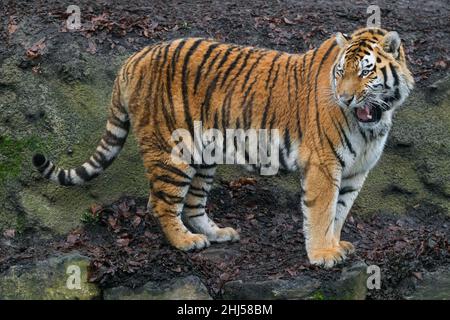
xmin=66 ymin=233 xmax=80 ymax=245
xmin=87 ymin=39 xmax=97 ymax=54
xmin=26 ymin=37 xmax=46 ymax=60
xmin=283 ymin=17 xmax=295 ymax=25
xmin=8 ymin=17 xmax=18 ymax=35
xmin=107 ymin=216 xmax=118 ymax=229
xmin=412 ymin=272 xmax=423 ymax=280
xmin=3 ymin=229 xmax=15 ymax=238
xmin=132 ymin=216 xmax=142 ymax=228
xmin=116 ymin=238 xmax=130 ymax=247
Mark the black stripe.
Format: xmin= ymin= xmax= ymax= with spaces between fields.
xmin=303 ymin=48 xmax=317 ymax=123
xmin=336 ymin=120 xmax=356 ymax=157
xmin=195 ymin=173 xmax=214 ymax=180
xmin=43 ymin=164 xmax=55 ymax=178
xmin=241 ymin=53 xmax=267 ymax=91
xmin=184 ymin=203 xmax=206 ymax=209
xmin=220 ymin=50 xmax=244 ymax=88
xmin=224 ymin=48 xmax=254 ymax=92
xmin=303 ymin=197 xmax=317 ymax=207
xmin=37 ymin=160 xmax=50 ymax=173
xmin=109 ymin=115 xmax=129 ymax=130
xmin=284 ymin=128 xmax=291 ymax=155
xmin=93 ymin=151 xmax=114 ymax=169
xmin=153 ymin=190 xmax=184 ymax=205
xmin=182 ymin=39 xmax=204 ymax=135
xmin=187 ymin=190 xmax=207 ymax=198
xmin=265 ymin=53 xmax=281 ymax=90
xmin=189 ymin=185 xmax=209 ymax=193
xmin=171 ymin=39 xmax=188 ymax=81
xmin=154 ymin=162 xmax=192 ymax=180
xmin=58 ymin=170 xmax=67 ymax=185
xmin=337 ymin=200 xmax=346 ymax=207
xmin=154 ymin=175 xmax=191 ymax=187
xmin=389 ymin=63 xmax=399 ymax=86
xmin=202 ymin=50 xmax=222 ymax=82
xmin=293 ymin=59 xmax=302 ymax=140
xmin=87 ymin=158 xmax=101 ymax=169
xmin=201 ymin=71 xmax=221 ymax=123
xmin=324 ymin=133 xmax=345 ymax=168
xmin=314 ymin=41 xmax=338 ymax=144
xmin=103 ymin=130 xmax=127 ymax=146
xmin=75 ymin=166 xmax=91 ymax=181
xmin=380 ymin=66 xmax=390 ymax=89
xmin=197 ymin=163 xmax=217 ymax=169
xmin=187 ymin=212 xmax=206 ymax=218
xmin=194 ymin=42 xmax=220 ymax=94
xmin=216 ymin=46 xmax=236 ymax=71
xmin=339 ymin=186 xmax=357 ymax=195
xmin=358 ymin=126 xmax=368 ymax=142
xmin=260 ymin=62 xmax=280 ymax=129
xmin=126 ymin=46 xmax=153 ymax=82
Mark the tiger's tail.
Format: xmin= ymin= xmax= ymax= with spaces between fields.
xmin=32 ymin=78 xmax=130 ymax=186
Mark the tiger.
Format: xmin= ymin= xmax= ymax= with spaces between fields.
xmin=33 ymin=27 xmax=414 ymax=268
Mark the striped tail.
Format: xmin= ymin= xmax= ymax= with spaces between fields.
xmin=32 ymin=81 xmax=130 ymax=186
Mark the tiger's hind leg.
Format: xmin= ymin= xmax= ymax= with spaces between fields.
xmin=147 ymin=160 xmax=210 ymax=251
xmin=183 ymin=166 xmax=240 ymax=243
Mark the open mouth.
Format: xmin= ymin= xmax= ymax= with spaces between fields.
xmin=354 ymin=104 xmax=383 ymax=123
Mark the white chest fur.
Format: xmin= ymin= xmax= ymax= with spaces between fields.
xmin=341 ymin=129 xmax=388 ymax=179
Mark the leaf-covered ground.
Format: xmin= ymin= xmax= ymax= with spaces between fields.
xmin=1 ymin=0 xmax=449 ymax=85
xmin=1 ymin=177 xmax=449 ymax=299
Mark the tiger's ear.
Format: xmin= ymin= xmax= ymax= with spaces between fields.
xmin=382 ymin=31 xmax=401 ymax=58
xmin=335 ymin=32 xmax=349 ymax=48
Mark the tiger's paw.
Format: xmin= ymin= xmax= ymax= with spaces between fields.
xmin=308 ymin=247 xmax=347 ymax=269
xmin=170 ymin=233 xmax=210 ymax=251
xmin=207 ymin=227 xmax=240 ymax=243
xmin=339 ymin=241 xmax=355 ymax=254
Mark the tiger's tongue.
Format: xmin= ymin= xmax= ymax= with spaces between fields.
xmin=356 ymin=106 xmax=373 ymax=121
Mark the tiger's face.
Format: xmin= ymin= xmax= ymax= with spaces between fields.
xmin=331 ymin=28 xmax=414 ymax=129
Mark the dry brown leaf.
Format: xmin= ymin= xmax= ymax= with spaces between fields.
xmin=3 ymin=229 xmax=15 ymax=238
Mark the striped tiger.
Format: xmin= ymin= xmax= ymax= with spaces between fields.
xmin=33 ymin=27 xmax=414 ymax=268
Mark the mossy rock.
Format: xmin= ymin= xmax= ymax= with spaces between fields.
xmin=0 ymin=51 xmax=148 ymax=235
xmin=0 ymin=252 xmax=100 ymax=300
xmin=104 ymin=276 xmax=212 ymax=300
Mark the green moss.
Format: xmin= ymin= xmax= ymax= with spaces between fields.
xmin=311 ymin=291 xmax=325 ymax=300
xmin=0 ymin=253 xmax=100 ymax=300
xmin=0 ymin=136 xmax=44 ymax=182
xmin=80 ymin=210 xmax=100 ymax=225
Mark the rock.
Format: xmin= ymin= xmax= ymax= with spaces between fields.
xmin=223 ymin=262 xmax=368 ymax=300
xmin=404 ymin=268 xmax=450 ymax=300
xmin=327 ymin=261 xmax=368 ymax=300
xmin=0 ymin=21 xmax=148 ymax=235
xmin=355 ymin=75 xmax=450 ymax=215
xmin=0 ymin=252 xmax=100 ymax=300
xmin=425 ymin=74 xmax=450 ymax=105
xmin=222 ymin=275 xmax=321 ymax=300
xmin=104 ymin=276 xmax=212 ymax=300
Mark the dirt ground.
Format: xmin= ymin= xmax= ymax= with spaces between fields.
xmin=1 ymin=0 xmax=449 ymax=300
xmin=1 ymin=177 xmax=449 ymax=299
xmin=1 ymin=0 xmax=449 ymax=85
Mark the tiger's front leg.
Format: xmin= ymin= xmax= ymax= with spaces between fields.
xmin=302 ymin=162 xmax=345 ymax=268
xmin=334 ymin=171 xmax=368 ymax=254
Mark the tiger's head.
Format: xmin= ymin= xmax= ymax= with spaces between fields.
xmin=331 ymin=27 xmax=414 ymax=129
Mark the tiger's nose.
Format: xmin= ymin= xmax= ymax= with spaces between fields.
xmin=339 ymin=94 xmax=355 ymax=106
